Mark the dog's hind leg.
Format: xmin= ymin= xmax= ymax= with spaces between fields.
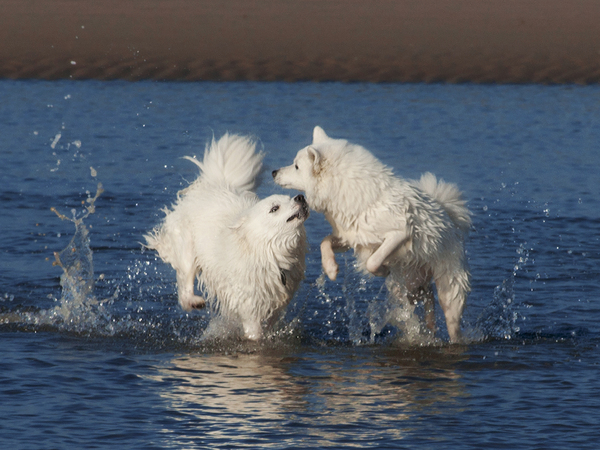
xmin=366 ymin=231 xmax=408 ymax=277
xmin=242 ymin=319 xmax=263 ymax=341
xmin=404 ymin=268 xmax=436 ymax=333
xmin=434 ymin=271 xmax=469 ymax=343
xmin=176 ymin=268 xmax=206 ymax=311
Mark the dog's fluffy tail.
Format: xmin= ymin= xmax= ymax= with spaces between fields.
xmin=184 ymin=133 xmax=264 ymax=193
xmin=415 ymin=172 xmax=471 ymax=233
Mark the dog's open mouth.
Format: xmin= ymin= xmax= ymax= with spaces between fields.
xmin=287 ymin=210 xmax=306 ymax=222
xmin=287 ymin=195 xmax=309 ymax=222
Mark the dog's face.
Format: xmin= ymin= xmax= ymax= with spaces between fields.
xmin=272 ymin=126 xmax=337 ymax=194
xmin=234 ymin=194 xmax=309 ymax=246
xmin=271 ymin=146 xmax=318 ymax=193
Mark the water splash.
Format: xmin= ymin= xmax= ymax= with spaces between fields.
xmin=28 ymin=183 xmax=112 ymax=331
xmin=342 ymin=272 xmax=366 ymax=345
xmin=13 ymin=185 xmax=210 ymax=346
xmin=471 ymin=243 xmax=529 ymax=341
xmin=370 ymin=273 xmax=438 ymax=346
xmin=311 ymin=254 xmax=438 ymax=347
xmin=2 ymin=179 xmax=528 ymax=349
xmin=308 ymin=240 xmax=530 ymax=347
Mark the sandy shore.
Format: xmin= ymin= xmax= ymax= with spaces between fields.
xmin=1 ymin=0 xmax=599 ymax=83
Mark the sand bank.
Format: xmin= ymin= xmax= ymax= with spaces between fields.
xmin=1 ymin=0 xmax=599 ymax=83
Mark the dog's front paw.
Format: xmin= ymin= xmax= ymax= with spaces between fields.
xmin=190 ymin=297 xmax=207 ymax=309
xmin=322 ymin=257 xmax=339 ymax=281
xmin=180 ymin=294 xmax=206 ymax=311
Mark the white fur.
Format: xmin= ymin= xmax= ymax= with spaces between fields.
xmin=273 ymin=126 xmax=471 ymax=342
xmin=145 ymin=134 xmax=309 ymax=340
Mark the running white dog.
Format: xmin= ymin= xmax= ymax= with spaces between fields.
xmin=272 ymin=126 xmax=471 ymax=342
xmin=145 ymin=134 xmax=309 ymax=340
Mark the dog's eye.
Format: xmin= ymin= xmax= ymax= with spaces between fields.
xmin=269 ymin=205 xmax=280 ymax=213
xmin=294 ymin=164 xmax=299 ymax=170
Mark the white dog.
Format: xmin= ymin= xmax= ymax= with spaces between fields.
xmin=272 ymin=126 xmax=471 ymax=342
xmin=145 ymin=134 xmax=309 ymax=340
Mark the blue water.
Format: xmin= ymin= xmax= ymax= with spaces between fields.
xmin=1 ymin=80 xmax=599 ymax=449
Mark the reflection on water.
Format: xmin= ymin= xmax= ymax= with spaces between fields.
xmin=149 ymin=347 xmax=468 ymax=446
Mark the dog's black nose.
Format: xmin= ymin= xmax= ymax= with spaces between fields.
xmin=294 ymin=194 xmax=306 ymax=204
xmin=272 ymin=169 xmax=278 ymax=178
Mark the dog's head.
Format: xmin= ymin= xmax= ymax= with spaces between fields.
xmin=272 ymin=126 xmax=334 ymax=186
xmin=232 ymin=194 xmax=309 ymax=250
xmin=272 ymin=126 xmax=347 ymax=210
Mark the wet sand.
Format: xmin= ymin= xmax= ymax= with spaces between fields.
xmin=1 ymin=0 xmax=599 ymax=83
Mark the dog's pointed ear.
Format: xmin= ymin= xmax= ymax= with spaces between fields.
xmin=313 ymin=126 xmax=329 ymax=143
xmin=307 ymin=146 xmax=323 ymax=175
xmin=307 ymin=146 xmax=321 ymax=167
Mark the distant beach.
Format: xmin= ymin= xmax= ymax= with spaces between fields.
xmin=1 ymin=0 xmax=599 ymax=83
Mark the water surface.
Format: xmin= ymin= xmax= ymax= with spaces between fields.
xmin=1 ymin=81 xmax=599 ymax=449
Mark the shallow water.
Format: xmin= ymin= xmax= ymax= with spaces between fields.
xmin=1 ymin=80 xmax=599 ymax=449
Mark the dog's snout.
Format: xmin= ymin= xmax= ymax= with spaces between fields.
xmin=294 ymin=194 xmax=306 ymax=204
xmin=271 ymin=169 xmax=279 ymax=178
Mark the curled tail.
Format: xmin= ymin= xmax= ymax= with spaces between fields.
xmin=184 ymin=133 xmax=264 ymax=193
xmin=415 ymin=172 xmax=471 ymax=233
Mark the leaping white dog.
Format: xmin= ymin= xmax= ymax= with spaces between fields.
xmin=273 ymin=126 xmax=471 ymax=342
xmin=146 ymin=133 xmax=309 ymax=340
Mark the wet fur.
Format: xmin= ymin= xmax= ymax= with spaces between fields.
xmin=146 ymin=134 xmax=308 ymax=340
xmin=273 ymin=126 xmax=471 ymax=342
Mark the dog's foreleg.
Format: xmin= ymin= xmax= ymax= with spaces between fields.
xmin=320 ymin=235 xmax=349 ymax=281
xmin=366 ymin=231 xmax=408 ymax=277
xmin=176 ymin=269 xmax=206 ymax=311
xmin=321 ymin=235 xmax=339 ymax=281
